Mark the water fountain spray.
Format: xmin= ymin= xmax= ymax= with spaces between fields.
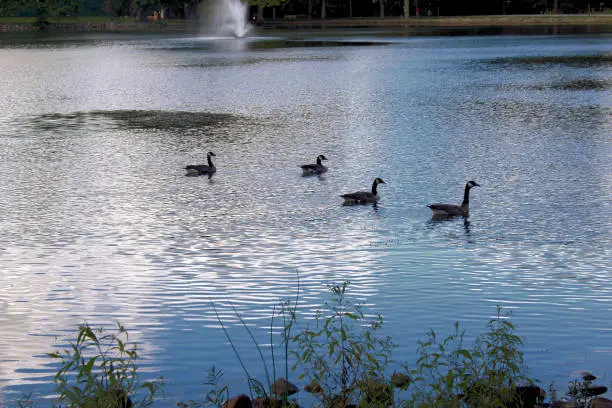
xmin=201 ymin=0 xmax=250 ymax=38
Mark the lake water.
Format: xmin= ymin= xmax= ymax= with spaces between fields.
xmin=0 ymin=28 xmax=610 ymax=406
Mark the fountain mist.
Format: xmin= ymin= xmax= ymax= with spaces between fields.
xmin=201 ymin=0 xmax=250 ymax=38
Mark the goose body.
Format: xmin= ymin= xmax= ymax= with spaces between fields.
xmin=428 ymin=180 xmax=480 ymax=219
xmin=341 ymin=178 xmax=386 ymax=204
xmin=185 ymin=151 xmax=216 ymax=176
xmin=300 ymin=154 xmax=328 ymax=175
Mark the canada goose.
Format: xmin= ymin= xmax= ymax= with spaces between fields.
xmin=341 ymin=178 xmax=386 ymax=204
xmin=300 ymin=154 xmax=328 ymax=175
xmin=428 ymin=180 xmax=480 ymax=219
xmin=185 ymin=151 xmax=216 ymax=176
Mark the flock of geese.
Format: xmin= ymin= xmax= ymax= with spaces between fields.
xmin=185 ymin=152 xmax=480 ymax=219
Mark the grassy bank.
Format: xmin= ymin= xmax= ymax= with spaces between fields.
xmin=0 ymin=16 xmax=136 ymax=24
xmin=0 ymin=16 xmax=192 ymax=32
xmin=1 ymin=13 xmax=612 ymax=33
xmin=257 ymin=13 xmax=612 ymax=29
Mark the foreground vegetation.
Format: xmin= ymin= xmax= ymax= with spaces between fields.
xmin=15 ymin=282 xmax=610 ymax=407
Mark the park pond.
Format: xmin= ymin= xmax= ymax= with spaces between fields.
xmin=0 ymin=28 xmax=610 ymax=405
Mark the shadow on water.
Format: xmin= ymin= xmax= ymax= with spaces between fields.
xmin=491 ymin=79 xmax=611 ymax=92
xmin=455 ymin=100 xmax=611 ymax=135
xmin=21 ymin=110 xmax=254 ymax=135
xmin=425 ymin=217 xmax=475 ymax=244
xmin=155 ymin=38 xmax=390 ymax=54
xmin=299 ymin=173 xmax=329 ymax=181
xmin=34 ymin=110 xmax=242 ymax=130
xmin=173 ymin=55 xmax=340 ymax=69
xmin=341 ymin=202 xmax=380 ymax=213
xmin=283 ymin=39 xmax=390 ymax=47
xmin=536 ymin=78 xmax=611 ymax=91
xmin=487 ymin=54 xmax=612 ymax=68
xmin=14 ymin=110 xmax=265 ymax=147
xmin=184 ymin=171 xmax=216 ymax=181
xmin=462 ymin=219 xmax=473 ymax=241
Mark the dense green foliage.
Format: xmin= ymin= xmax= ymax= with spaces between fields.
xmin=0 ymin=0 xmax=81 ymax=27
xmin=406 ymin=308 xmax=530 ymax=407
xmin=0 ymin=0 xmax=608 ymax=22
xmin=46 ymin=322 xmax=163 ymax=408
xmin=290 ymin=282 xmax=395 ymax=407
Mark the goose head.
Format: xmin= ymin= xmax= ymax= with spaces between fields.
xmin=375 ymin=177 xmax=386 ymax=185
xmin=207 ymin=151 xmax=216 ymax=158
xmin=318 ymin=155 xmax=328 ymax=161
xmin=467 ymin=180 xmax=480 ymax=188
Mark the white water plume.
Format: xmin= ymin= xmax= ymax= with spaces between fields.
xmin=201 ymin=0 xmax=250 ymax=38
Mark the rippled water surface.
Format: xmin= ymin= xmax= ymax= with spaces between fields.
xmin=0 ymin=30 xmax=611 ymax=406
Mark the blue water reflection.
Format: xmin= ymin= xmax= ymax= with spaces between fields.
xmin=0 ymin=30 xmax=610 ymax=406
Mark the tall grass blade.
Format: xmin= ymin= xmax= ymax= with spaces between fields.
xmin=230 ymin=303 xmax=271 ymax=395
xmin=211 ymin=302 xmax=254 ymax=399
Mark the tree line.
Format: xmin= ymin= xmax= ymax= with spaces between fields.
xmin=0 ymin=0 xmax=609 ymax=24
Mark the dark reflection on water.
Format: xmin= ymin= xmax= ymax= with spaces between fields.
xmin=488 ymin=53 xmax=612 ymax=67
xmin=172 ymin=55 xmax=339 ymax=68
xmin=156 ymin=39 xmax=391 ymax=53
xmin=284 ymin=40 xmax=390 ymax=47
xmin=382 ymin=25 xmax=612 ymax=36
xmin=35 ymin=110 xmax=241 ymax=130
xmin=494 ymin=79 xmax=611 ymax=91
xmin=0 ymin=31 xmax=611 ymax=405
xmin=456 ymin=101 xmax=611 ymax=136
xmin=545 ymin=78 xmax=611 ymax=90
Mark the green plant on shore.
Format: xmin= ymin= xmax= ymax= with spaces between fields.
xmin=214 ymin=301 xmax=270 ymax=400
xmin=180 ymin=366 xmax=229 ymax=408
xmin=272 ymin=292 xmax=300 ymax=405
xmin=291 ymin=281 xmax=395 ymax=408
xmin=47 ymin=322 xmax=163 ymax=408
xmin=203 ymin=366 xmax=230 ymax=407
xmin=566 ymin=372 xmax=601 ymax=408
xmin=209 ymin=290 xmax=301 ymax=407
xmin=406 ymin=307 xmax=531 ymax=408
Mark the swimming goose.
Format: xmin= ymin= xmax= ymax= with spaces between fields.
xmin=428 ymin=180 xmax=480 ymax=219
xmin=341 ymin=178 xmax=386 ymax=204
xmin=185 ymin=151 xmax=216 ymax=176
xmin=300 ymin=154 xmax=328 ymax=175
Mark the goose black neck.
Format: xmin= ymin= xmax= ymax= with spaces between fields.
xmin=372 ymin=180 xmax=378 ymax=195
xmin=316 ymin=156 xmax=322 ymax=165
xmin=207 ymin=155 xmax=214 ymax=167
xmin=462 ymin=183 xmax=471 ymax=206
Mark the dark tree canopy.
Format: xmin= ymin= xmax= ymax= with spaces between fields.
xmin=0 ymin=0 xmax=609 ymax=21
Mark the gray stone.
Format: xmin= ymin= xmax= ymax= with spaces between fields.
xmin=587 ymin=385 xmax=608 ymax=396
xmin=589 ymin=397 xmax=612 ymax=408
xmin=551 ymin=401 xmax=579 ymax=408
xmin=390 ymin=372 xmax=411 ymax=388
xmin=513 ymin=385 xmax=546 ymax=408
xmin=303 ymin=381 xmax=323 ymax=394
xmin=270 ymin=378 xmax=299 ymax=396
xmin=223 ymin=394 xmax=252 ymax=408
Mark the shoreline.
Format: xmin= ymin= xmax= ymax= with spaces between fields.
xmin=1 ymin=14 xmax=612 ymax=33
xmin=259 ymin=14 xmax=612 ymax=29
